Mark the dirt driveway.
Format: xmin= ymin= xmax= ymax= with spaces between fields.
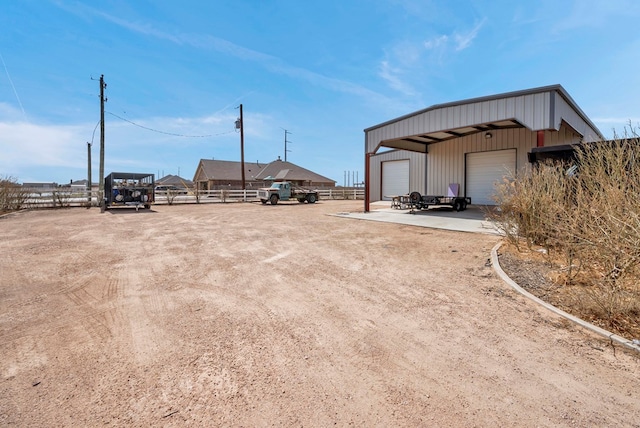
xmin=1 ymin=200 xmax=638 ymax=427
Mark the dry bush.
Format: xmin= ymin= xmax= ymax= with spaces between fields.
xmin=566 ymin=138 xmax=640 ymax=327
xmin=491 ymin=162 xmax=570 ymax=254
xmin=52 ymin=190 xmax=71 ymax=207
xmin=0 ymin=176 xmax=28 ymax=213
xmin=492 ymin=136 xmax=640 ymax=338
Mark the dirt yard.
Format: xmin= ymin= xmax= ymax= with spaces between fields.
xmin=1 ymin=200 xmax=638 ymax=427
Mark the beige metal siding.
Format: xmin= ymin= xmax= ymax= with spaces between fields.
xmin=426 ymin=128 xmax=537 ymax=197
xmin=369 ymin=150 xmax=426 ymax=202
xmin=553 ymin=93 xmax=601 ymax=142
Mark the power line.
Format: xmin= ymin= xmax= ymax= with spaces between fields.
xmin=0 ymin=51 xmax=27 ymax=120
xmin=106 ymin=111 xmax=234 ymax=138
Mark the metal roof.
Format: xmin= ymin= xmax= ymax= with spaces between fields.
xmin=104 ymin=172 xmax=154 ymax=180
xmin=365 ymin=84 xmax=604 ymax=154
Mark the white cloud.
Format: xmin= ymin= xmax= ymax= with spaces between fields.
xmin=423 ymin=19 xmax=485 ymax=53
xmin=424 ymin=35 xmax=449 ymax=50
xmin=57 ymin=3 xmax=391 ymax=107
xmin=454 ymin=19 xmax=485 ymax=51
xmin=378 ymin=61 xmax=416 ymax=97
xmin=0 ymin=121 xmax=87 ymax=171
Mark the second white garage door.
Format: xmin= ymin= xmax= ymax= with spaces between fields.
xmin=466 ymin=149 xmax=516 ymax=205
xmin=381 ymin=160 xmax=409 ymax=200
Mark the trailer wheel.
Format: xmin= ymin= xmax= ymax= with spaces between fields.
xmin=306 ymin=194 xmax=317 ymax=204
xmin=269 ymin=194 xmax=278 ymax=205
xmin=453 ymin=200 xmax=462 ymax=212
xmin=409 ymin=191 xmax=421 ymax=204
xmin=461 ymin=200 xmax=468 ymax=211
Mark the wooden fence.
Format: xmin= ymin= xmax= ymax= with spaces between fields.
xmin=18 ymin=188 xmax=365 ymax=208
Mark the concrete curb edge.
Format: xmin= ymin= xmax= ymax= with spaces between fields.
xmin=491 ymin=242 xmax=640 ymax=354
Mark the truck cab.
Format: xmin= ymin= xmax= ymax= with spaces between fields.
xmin=273 ymin=182 xmax=291 ymax=199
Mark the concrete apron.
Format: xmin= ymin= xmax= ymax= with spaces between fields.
xmin=334 ymin=201 xmax=501 ymax=235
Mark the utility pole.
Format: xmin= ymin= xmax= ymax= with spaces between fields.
xmin=87 ymin=142 xmax=92 ymax=207
xmin=283 ymin=129 xmax=292 ymax=162
xmin=236 ymin=104 xmax=245 ymax=190
xmin=99 ymin=74 xmax=106 ymax=212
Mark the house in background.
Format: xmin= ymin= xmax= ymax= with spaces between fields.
xmin=70 ymin=179 xmax=98 ymax=190
xmin=156 ymin=174 xmax=194 ymax=188
xmin=193 ymin=157 xmax=336 ymax=191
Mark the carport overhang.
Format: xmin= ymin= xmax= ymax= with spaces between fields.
xmin=376 ymin=118 xmax=526 ymax=154
xmin=363 ymin=84 xmax=604 ymax=212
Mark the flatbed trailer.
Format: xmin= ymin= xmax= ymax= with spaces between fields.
xmin=408 ymin=191 xmax=471 ymax=212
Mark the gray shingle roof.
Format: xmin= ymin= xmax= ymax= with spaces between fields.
xmin=157 ymin=174 xmax=194 ymax=187
xmin=195 ymin=159 xmax=335 ymax=184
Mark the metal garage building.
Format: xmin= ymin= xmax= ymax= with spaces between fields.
xmin=364 ymin=85 xmax=604 ymax=211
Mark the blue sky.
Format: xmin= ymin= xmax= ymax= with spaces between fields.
xmin=2 ymin=0 xmax=640 ymax=185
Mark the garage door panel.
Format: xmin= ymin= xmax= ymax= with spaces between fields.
xmin=382 ymin=160 xmax=409 ymax=200
xmin=466 ymin=150 xmax=515 ymax=205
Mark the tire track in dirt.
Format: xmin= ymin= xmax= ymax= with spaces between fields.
xmin=14 ymin=248 xmax=127 ymax=344
xmin=2 ymin=202 xmax=639 ymax=427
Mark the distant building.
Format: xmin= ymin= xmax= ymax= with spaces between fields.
xmin=70 ymin=179 xmax=97 ymax=189
xmin=156 ymin=174 xmax=194 ymax=188
xmin=193 ymin=157 xmax=336 ymax=190
xmin=22 ymin=182 xmax=58 ymax=190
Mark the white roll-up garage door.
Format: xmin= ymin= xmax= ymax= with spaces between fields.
xmin=381 ymin=160 xmax=409 ymax=200
xmin=466 ymin=149 xmax=516 ymax=205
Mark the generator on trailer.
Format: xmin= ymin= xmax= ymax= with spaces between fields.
xmin=104 ymin=172 xmax=154 ymax=210
xmin=257 ymin=181 xmax=318 ymax=205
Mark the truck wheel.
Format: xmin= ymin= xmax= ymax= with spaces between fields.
xmin=261 ymin=199 xmax=267 ymax=204
xmin=269 ymin=194 xmax=278 ymax=205
xmin=298 ymin=198 xmax=305 ymax=203
xmin=306 ymin=194 xmax=317 ymax=204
